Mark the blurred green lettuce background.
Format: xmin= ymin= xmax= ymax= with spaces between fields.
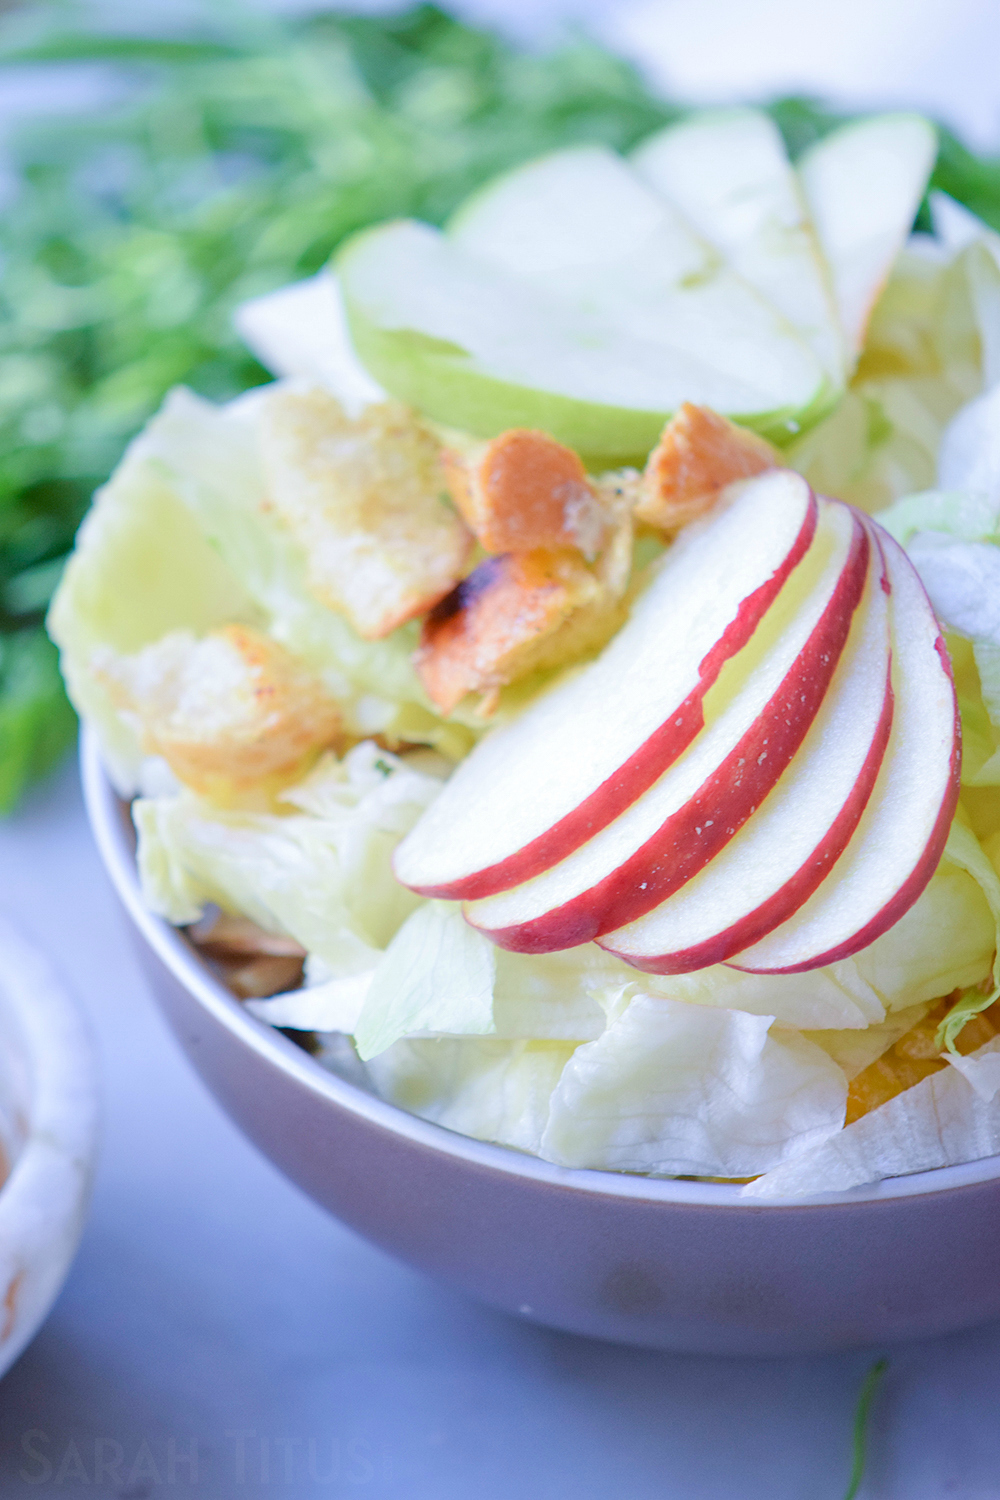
xmin=1 ymin=1 xmax=998 ymax=812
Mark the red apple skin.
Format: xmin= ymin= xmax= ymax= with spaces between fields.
xmin=401 ymin=491 xmax=818 ymax=901
xmin=600 ymin=660 xmax=894 ymax=973
xmin=729 ymin=639 xmax=961 ymax=975
xmin=471 ymin=511 xmax=870 ymax=954
xmin=727 ymin=518 xmax=962 ymax=975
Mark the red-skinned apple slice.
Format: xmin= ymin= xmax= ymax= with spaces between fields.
xmin=726 ymin=518 xmax=960 ymax=975
xmin=394 ymin=471 xmax=818 ymax=900
xmin=595 ymin=526 xmax=892 ymax=971
xmin=469 ymin=499 xmax=878 ymax=953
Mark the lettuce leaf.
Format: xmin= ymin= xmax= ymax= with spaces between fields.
xmin=355 ymin=908 xmax=628 ymax=1058
xmin=851 ymin=828 xmax=996 ymax=1013
xmin=743 ymin=1035 xmax=1000 ymax=1197
xmin=491 ymin=948 xmax=616 ymax=1041
xmin=247 ymin=970 xmax=373 ymax=1034
xmin=354 ymin=902 xmax=497 ymax=1060
xmin=366 ymin=1036 xmax=576 ymax=1155
xmin=787 ymin=241 xmax=985 ymax=514
xmin=49 ymin=383 xmax=477 ymax=777
xmin=47 ymin=413 xmax=262 ymax=792
xmin=540 ymin=992 xmax=846 ymax=1178
xmin=366 ymin=993 xmax=848 ymax=1177
xmin=876 ymin=487 xmax=1000 ymax=546
xmin=905 ymin=532 xmax=1000 ymax=641
xmin=938 ymin=381 xmax=1000 ymax=502
xmin=934 ymin=821 xmax=1000 ymax=1049
xmin=133 ymin=742 xmax=437 ymax=972
xmin=639 ymin=961 xmax=885 ymax=1031
xmin=233 ymin=272 xmax=387 ymax=413
xmin=804 ymin=1002 xmax=931 ymax=1080
xmin=137 ymin=387 xmax=459 ymax=746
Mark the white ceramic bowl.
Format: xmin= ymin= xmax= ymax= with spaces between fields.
xmin=0 ymin=917 xmax=98 ymax=1380
xmin=82 ymin=729 xmax=1000 ymax=1355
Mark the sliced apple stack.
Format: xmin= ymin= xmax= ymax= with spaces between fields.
xmin=327 ymin=111 xmax=936 ymax=466
xmin=394 ymin=475 xmax=960 ymax=975
xmin=394 ymin=470 xmax=819 ymax=899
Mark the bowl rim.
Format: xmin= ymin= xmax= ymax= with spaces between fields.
xmin=81 ymin=728 xmax=1000 ymax=1210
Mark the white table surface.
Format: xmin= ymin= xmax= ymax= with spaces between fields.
xmin=3 ymin=2 xmax=1000 ymax=1494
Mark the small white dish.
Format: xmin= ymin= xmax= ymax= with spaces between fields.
xmin=0 ymin=918 xmax=99 ymax=1379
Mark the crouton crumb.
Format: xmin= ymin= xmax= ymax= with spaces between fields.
xmin=637 ymin=403 xmax=779 ymax=534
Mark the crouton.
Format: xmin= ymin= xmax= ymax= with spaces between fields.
xmin=259 ymin=389 xmax=473 ymax=639
xmin=845 ymin=994 xmax=1000 ymax=1124
xmin=636 ymin=403 xmax=780 ymax=534
xmin=187 ymin=911 xmax=307 ymax=999
xmin=443 ymin=428 xmax=606 ymax=558
xmin=96 ymin=625 xmax=341 ymax=801
xmin=415 ymin=549 xmax=625 ymax=716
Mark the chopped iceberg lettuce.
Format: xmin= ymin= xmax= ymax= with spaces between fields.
xmin=540 ymin=992 xmax=846 ymax=1178
xmin=850 ymin=827 xmax=996 ymax=1014
xmin=134 ymin=744 xmax=439 ymax=973
xmin=355 ymin=908 xmax=631 ymax=1058
xmin=639 ymin=960 xmax=885 ymax=1031
xmin=938 ymin=382 xmax=1000 ymax=503
xmin=943 ymin=1045 xmax=1000 ymax=1101
xmin=905 ymin=532 xmax=1000 ymax=642
xmin=876 ymin=488 xmax=1000 ymax=546
xmin=805 ymin=1002 xmax=931 ymax=1081
xmin=366 ymin=1037 xmax=576 ymax=1156
xmin=47 ymin=419 xmax=263 ymax=792
xmin=366 ymin=991 xmax=847 ymax=1177
xmin=787 ymin=240 xmax=987 ymax=514
xmin=491 ymin=948 xmax=618 ymax=1041
xmin=354 ymin=901 xmax=497 ymax=1060
xmin=743 ymin=1035 xmax=1000 ymax=1197
xmin=247 ymin=970 xmax=373 ymax=1034
xmin=880 ymin=382 xmax=1000 ymax=790
xmin=932 ymin=822 xmax=1000 ymax=1050
xmin=136 ymin=386 xmax=469 ymax=751
xmin=250 ymin=937 xmax=618 ymax=1044
xmin=48 ymin=383 xmax=478 ymax=777
xmin=233 ymin=272 xmax=387 ymax=412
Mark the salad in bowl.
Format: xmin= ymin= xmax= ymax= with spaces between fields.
xmin=50 ymin=107 xmax=1000 ymax=1198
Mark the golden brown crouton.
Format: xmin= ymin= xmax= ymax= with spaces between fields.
xmin=636 ymin=403 xmax=780 ymax=533
xmin=259 ymin=389 xmax=473 ymax=639
xmin=96 ymin=625 xmax=341 ymax=802
xmin=845 ymin=993 xmax=1000 ymax=1124
xmin=443 ymin=428 xmax=606 ymax=558
xmin=415 ymin=550 xmax=625 ymax=716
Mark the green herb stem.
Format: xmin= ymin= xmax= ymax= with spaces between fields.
xmin=844 ymin=1358 xmax=888 ymax=1500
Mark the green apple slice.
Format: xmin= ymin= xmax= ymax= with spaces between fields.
xmin=338 ymin=225 xmax=831 ymax=465
xmin=630 ymin=109 xmax=846 ymax=384
xmin=446 ymin=146 xmax=833 ymax=435
xmin=797 ymin=114 xmax=937 ymax=358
